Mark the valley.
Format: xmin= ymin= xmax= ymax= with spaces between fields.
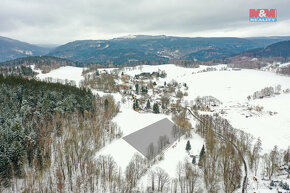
xmin=1 ymin=0 xmax=290 ymax=192
xmin=23 ymin=63 xmax=290 ymax=193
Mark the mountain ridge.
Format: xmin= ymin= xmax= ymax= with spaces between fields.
xmin=48 ymin=35 xmax=290 ymax=65
xmin=1 ymin=35 xmax=290 ymax=66
xmin=226 ymin=40 xmax=290 ymax=69
xmin=0 ymin=36 xmax=49 ymax=62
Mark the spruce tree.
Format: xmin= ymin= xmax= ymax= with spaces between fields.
xmin=192 ymin=156 xmax=196 ymax=164
xmin=135 ymin=84 xmax=139 ymax=94
xmin=133 ymin=100 xmax=139 ymax=110
xmin=146 ymin=99 xmax=151 ymax=109
xmin=186 ymin=140 xmax=191 ymax=152
xmin=104 ymin=98 xmax=109 ymax=110
xmin=198 ymin=145 xmax=205 ymax=166
xmin=153 ymin=103 xmax=159 ymax=114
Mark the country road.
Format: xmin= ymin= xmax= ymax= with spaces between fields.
xmin=186 ymin=107 xmax=248 ymax=193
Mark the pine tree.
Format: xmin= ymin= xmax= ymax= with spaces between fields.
xmin=133 ymin=102 xmax=136 ymax=110
xmin=133 ymin=100 xmax=139 ymax=111
xmin=153 ymin=103 xmax=159 ymax=114
xmin=192 ymin=156 xmax=196 ymax=164
xmin=198 ymin=145 xmax=205 ymax=166
xmin=104 ymin=98 xmax=109 ymax=110
xmin=135 ymin=84 xmax=139 ymax=94
xmin=146 ymin=99 xmax=151 ymax=109
xmin=186 ymin=140 xmax=191 ymax=152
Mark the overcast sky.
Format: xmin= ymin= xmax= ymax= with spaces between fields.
xmin=0 ymin=0 xmax=289 ymax=44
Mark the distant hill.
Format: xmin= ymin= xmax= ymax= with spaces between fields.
xmin=227 ymin=40 xmax=290 ymax=69
xmin=1 ymin=35 xmax=290 ymax=66
xmin=0 ymin=36 xmax=49 ymax=62
xmin=49 ymin=35 xmax=290 ymax=65
xmin=0 ymin=56 xmax=77 ymax=73
xmin=234 ymin=40 xmax=290 ymax=58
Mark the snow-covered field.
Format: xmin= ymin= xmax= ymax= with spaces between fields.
xmin=119 ymin=64 xmax=290 ymax=152
xmin=33 ymin=64 xmax=290 ymax=192
xmin=227 ymin=94 xmax=290 ymax=151
xmin=36 ymin=66 xmax=85 ymax=86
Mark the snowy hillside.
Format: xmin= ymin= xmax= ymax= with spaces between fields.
xmin=31 ymin=63 xmax=290 ymax=193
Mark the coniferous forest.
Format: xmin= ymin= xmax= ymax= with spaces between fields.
xmin=0 ymin=76 xmax=121 ymax=190
xmin=0 ymin=65 xmax=35 ymax=77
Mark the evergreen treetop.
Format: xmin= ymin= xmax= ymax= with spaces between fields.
xmin=186 ymin=140 xmax=191 ymax=151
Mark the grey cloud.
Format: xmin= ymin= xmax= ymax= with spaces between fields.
xmin=0 ymin=0 xmax=289 ymax=44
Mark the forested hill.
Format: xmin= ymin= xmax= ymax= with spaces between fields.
xmin=0 ymin=56 xmax=78 ymax=73
xmin=0 ymin=76 xmax=95 ymax=187
xmin=233 ymin=40 xmax=290 ymax=59
xmin=48 ymin=35 xmax=290 ymax=65
xmin=0 ymin=36 xmax=48 ymax=62
xmin=1 ymin=35 xmax=289 ymax=66
xmin=226 ymin=40 xmax=290 ymax=69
